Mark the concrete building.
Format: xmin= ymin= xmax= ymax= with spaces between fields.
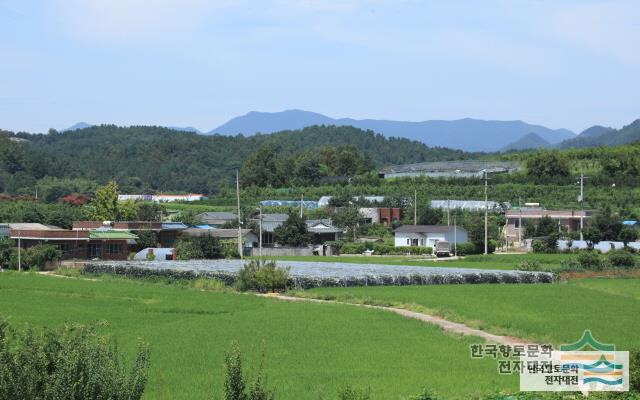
xmin=394 ymin=225 xmax=468 ymax=248
xmin=118 ymin=194 xmax=207 ymax=202
xmin=358 ymin=207 xmax=402 ymax=225
xmin=504 ymin=206 xmax=592 ymax=246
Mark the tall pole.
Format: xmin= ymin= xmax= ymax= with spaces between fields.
xmin=447 ymin=199 xmax=450 ymax=226
xmin=484 ymin=170 xmax=488 ymax=255
xmin=454 ymin=216 xmax=457 ymax=257
xmin=414 ymin=189 xmax=417 ymax=225
xmin=236 ymin=170 xmax=243 ymax=260
xmin=300 ymin=194 xmax=304 ymax=218
xmin=579 ymin=171 xmax=584 ymax=241
xmin=259 ymin=205 xmax=263 ymax=258
xmin=17 ymin=230 xmax=21 ymax=272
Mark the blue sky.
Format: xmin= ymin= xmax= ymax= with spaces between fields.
xmin=1 ymin=0 xmax=638 ymax=133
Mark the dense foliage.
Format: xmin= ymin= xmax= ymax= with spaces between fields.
xmin=0 ymin=125 xmax=465 ymax=195
xmin=0 ymin=317 xmax=149 ymax=400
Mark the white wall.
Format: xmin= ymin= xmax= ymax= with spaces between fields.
xmin=395 ymin=233 xmax=425 ymax=247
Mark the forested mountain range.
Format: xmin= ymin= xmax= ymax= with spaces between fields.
xmin=0 ymin=125 xmax=466 ymax=195
xmin=210 ymin=109 xmax=576 ymax=152
xmin=558 ymin=120 xmax=640 ymax=149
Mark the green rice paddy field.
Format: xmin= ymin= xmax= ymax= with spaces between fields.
xmin=0 ymin=272 xmax=512 ymax=400
xmin=302 ymin=278 xmax=640 ymax=350
xmin=1 ymin=272 xmax=638 ymax=399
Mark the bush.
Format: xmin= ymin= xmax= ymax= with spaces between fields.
xmin=517 ymin=260 xmax=541 ymax=271
xmin=0 ymin=317 xmax=150 ymax=400
xmin=631 ymin=349 xmax=640 ymax=393
xmin=607 ymin=249 xmax=636 ymax=268
xmin=17 ymin=244 xmax=63 ymax=270
xmin=175 ymin=236 xmax=224 ymax=260
xmin=340 ymin=243 xmax=367 ymax=254
xmin=222 ymin=342 xmax=274 ymax=400
xmin=455 ymin=242 xmax=480 ymax=256
xmin=337 ymin=385 xmax=370 ymax=400
xmin=236 ymin=260 xmax=290 ymax=292
xmin=577 ymin=251 xmax=602 ymax=270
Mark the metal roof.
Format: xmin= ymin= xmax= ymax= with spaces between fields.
xmin=430 ymin=200 xmax=501 ymax=211
xmin=260 ymin=200 xmax=319 ymax=208
xmin=394 ymin=225 xmax=466 ymax=234
xmin=182 ymin=228 xmax=255 ymax=239
xmin=380 ymin=160 xmax=519 ymax=175
xmin=89 ymin=231 xmax=139 ymax=240
xmin=196 ymin=212 xmax=237 ymax=221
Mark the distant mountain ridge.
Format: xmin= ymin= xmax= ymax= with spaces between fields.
xmin=60 ymin=122 xmax=92 ymax=132
xmin=501 ymin=132 xmax=551 ymax=152
xmin=210 ymin=109 xmax=576 ymax=152
xmin=559 ymin=120 xmax=640 ymax=149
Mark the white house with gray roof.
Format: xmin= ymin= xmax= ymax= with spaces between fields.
xmin=394 ymin=225 xmax=468 ymax=248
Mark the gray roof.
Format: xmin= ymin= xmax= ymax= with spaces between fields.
xmin=260 ymin=213 xmax=289 ymax=222
xmin=196 ymin=212 xmax=237 ymax=223
xmin=306 ymin=219 xmax=343 ymax=234
xmin=380 ymin=160 xmax=519 ymax=175
xmin=254 ymin=216 xmax=342 ymax=234
xmin=394 ymin=225 xmax=467 ymax=234
xmin=182 ymin=228 xmax=254 ymax=239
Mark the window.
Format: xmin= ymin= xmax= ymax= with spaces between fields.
xmin=88 ymin=243 xmax=102 ymax=258
xmin=105 ymin=243 xmax=122 ymax=255
xmin=514 ymin=219 xmax=520 ymax=229
xmin=406 ymin=239 xmax=411 ymax=245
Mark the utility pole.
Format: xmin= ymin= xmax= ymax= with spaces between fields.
xmin=414 ymin=189 xmax=417 ymax=225
xmin=447 ymin=199 xmax=450 ymax=226
xmin=236 ymin=170 xmax=243 ymax=260
xmin=579 ymin=171 xmax=585 ymax=241
xmin=17 ymin=230 xmax=21 ymax=272
xmin=484 ymin=170 xmax=488 ymax=255
xmin=258 ymin=205 xmax=263 ymax=258
xmin=453 ymin=216 xmax=457 ymax=257
xmin=300 ymin=194 xmax=304 ymax=218
xmin=518 ymin=196 xmax=522 ymax=247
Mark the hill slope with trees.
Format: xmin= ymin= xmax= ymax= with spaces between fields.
xmin=0 ymin=125 xmax=467 ymax=195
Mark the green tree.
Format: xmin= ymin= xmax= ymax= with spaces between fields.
xmin=120 ymin=200 xmax=139 ymax=221
xmin=525 ymin=152 xmax=570 ymax=182
xmin=241 ymin=145 xmax=284 ymax=187
xmin=332 ymin=206 xmax=361 ymax=241
xmin=582 ymin=226 xmax=602 ymax=250
xmin=417 ymin=205 xmax=443 ymax=226
xmin=535 ymin=216 xmax=556 ymax=237
xmin=619 ymin=226 xmax=638 ymax=247
xmin=137 ymin=202 xmax=165 ymax=221
xmin=273 ymin=212 xmax=311 ymax=247
xmin=90 ymin=181 xmax=119 ymax=221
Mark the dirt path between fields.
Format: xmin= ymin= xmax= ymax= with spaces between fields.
xmin=261 ymin=293 xmax=534 ymax=346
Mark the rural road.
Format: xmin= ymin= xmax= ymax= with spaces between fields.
xmin=263 ymin=293 xmax=534 ymax=346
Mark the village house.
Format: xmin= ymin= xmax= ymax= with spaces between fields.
xmin=253 ymin=214 xmax=343 ymax=246
xmin=394 ymin=225 xmax=468 ymax=248
xmin=73 ymin=221 xmax=188 ymax=247
xmin=358 ymin=207 xmax=402 ymax=225
xmin=195 ymin=212 xmax=238 ymax=228
xmin=5 ymin=223 xmax=137 ymax=261
xmin=504 ymin=205 xmax=592 ymax=246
